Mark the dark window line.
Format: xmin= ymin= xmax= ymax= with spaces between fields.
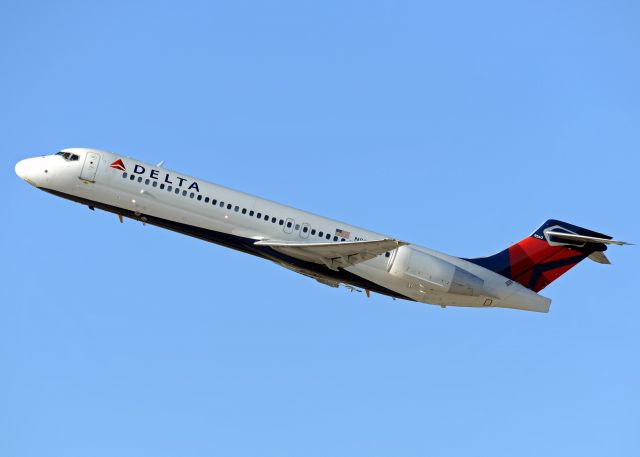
xmin=121 ymin=171 xmax=356 ymax=243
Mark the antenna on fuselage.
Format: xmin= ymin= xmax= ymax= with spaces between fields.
xmin=156 ymin=160 xmax=165 ymax=168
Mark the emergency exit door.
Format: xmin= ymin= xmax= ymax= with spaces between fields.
xmin=80 ymin=152 xmax=100 ymax=182
xmin=283 ymin=218 xmax=295 ymax=234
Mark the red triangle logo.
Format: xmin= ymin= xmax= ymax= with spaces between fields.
xmin=110 ymin=159 xmax=126 ymax=171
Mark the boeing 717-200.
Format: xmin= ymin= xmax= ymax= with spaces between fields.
xmin=15 ymin=148 xmax=630 ymax=312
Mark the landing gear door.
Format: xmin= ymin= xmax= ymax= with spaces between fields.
xmin=80 ymin=152 xmax=100 ymax=182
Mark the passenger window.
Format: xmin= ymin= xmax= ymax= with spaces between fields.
xmin=204 ymin=197 xmax=209 ymax=203
xmin=190 ymin=193 xmax=195 ymax=198
xmin=333 ymin=236 xmax=338 ymax=241
xmin=257 ymin=212 xmax=262 ymax=218
xmin=137 ymin=177 xmax=143 ymax=183
xmin=318 ymin=231 xmax=323 ymax=237
xmin=182 ymin=190 xmax=187 ymax=196
xmin=249 ymin=210 xmax=254 ymax=216
xmin=385 ymin=252 xmax=390 ymax=257
xmin=130 ymin=175 xmax=135 ymax=180
xmin=295 ymin=224 xmax=300 ymax=230
xmin=242 ymin=208 xmax=247 ymax=214
xmin=326 ymin=234 xmax=331 ymax=240
xmin=303 ymin=226 xmax=309 ymax=233
xmin=341 ymin=238 xmax=345 ymax=242
xmin=197 ymin=194 xmax=202 ymax=201
xmin=152 ymin=181 xmax=157 ymax=187
xmin=264 ymin=215 xmax=269 ymax=221
xmin=160 ymin=183 xmax=165 ymax=189
xmin=279 ymin=219 xmax=284 ymax=225
xmin=227 ymin=204 xmax=232 ymax=210
xmin=123 ymin=172 xmax=128 ymax=178
xmin=234 ymin=206 xmax=239 ymax=212
xmin=145 ymin=179 xmax=150 ymax=185
xmin=311 ymin=229 xmax=316 ymax=235
xmin=287 ymin=221 xmax=292 ymax=228
xmin=167 ymin=186 xmax=172 ymax=192
xmin=220 ymin=202 xmax=224 ymax=207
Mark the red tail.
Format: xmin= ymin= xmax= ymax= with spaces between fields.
xmin=466 ymin=220 xmax=611 ymax=292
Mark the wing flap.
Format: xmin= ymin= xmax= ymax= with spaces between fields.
xmin=255 ymin=238 xmax=407 ymax=270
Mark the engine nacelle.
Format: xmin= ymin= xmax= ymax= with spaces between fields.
xmin=390 ymin=247 xmax=484 ymax=296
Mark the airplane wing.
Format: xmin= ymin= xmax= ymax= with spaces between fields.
xmin=254 ymin=238 xmax=407 ymax=270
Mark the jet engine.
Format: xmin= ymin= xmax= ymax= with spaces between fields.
xmin=390 ymin=246 xmax=484 ymax=296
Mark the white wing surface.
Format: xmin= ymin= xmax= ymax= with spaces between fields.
xmin=254 ymin=239 xmax=407 ymax=270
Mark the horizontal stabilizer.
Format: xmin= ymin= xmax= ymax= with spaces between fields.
xmin=255 ymin=238 xmax=407 ymax=270
xmin=544 ymin=230 xmax=632 ymax=246
xmin=588 ymin=251 xmax=611 ymax=264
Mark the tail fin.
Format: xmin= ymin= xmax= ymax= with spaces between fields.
xmin=466 ymin=219 xmax=629 ymax=292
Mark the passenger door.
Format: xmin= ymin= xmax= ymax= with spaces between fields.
xmin=80 ymin=152 xmax=100 ymax=182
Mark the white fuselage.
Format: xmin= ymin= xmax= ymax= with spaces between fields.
xmin=15 ymin=148 xmax=552 ymax=312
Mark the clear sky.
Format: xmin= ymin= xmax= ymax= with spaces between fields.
xmin=2 ymin=1 xmax=639 ymax=456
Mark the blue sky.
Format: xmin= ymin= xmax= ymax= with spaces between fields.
xmin=2 ymin=1 xmax=639 ymax=455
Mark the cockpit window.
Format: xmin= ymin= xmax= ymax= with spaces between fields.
xmin=56 ymin=151 xmax=80 ymax=161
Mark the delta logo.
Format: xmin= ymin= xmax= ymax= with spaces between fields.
xmin=110 ymin=159 xmax=126 ymax=171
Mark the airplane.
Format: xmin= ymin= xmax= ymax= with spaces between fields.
xmin=15 ymin=148 xmax=630 ymax=313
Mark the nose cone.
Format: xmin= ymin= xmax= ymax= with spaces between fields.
xmin=15 ymin=159 xmax=31 ymax=181
xmin=15 ymin=157 xmax=43 ymax=186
